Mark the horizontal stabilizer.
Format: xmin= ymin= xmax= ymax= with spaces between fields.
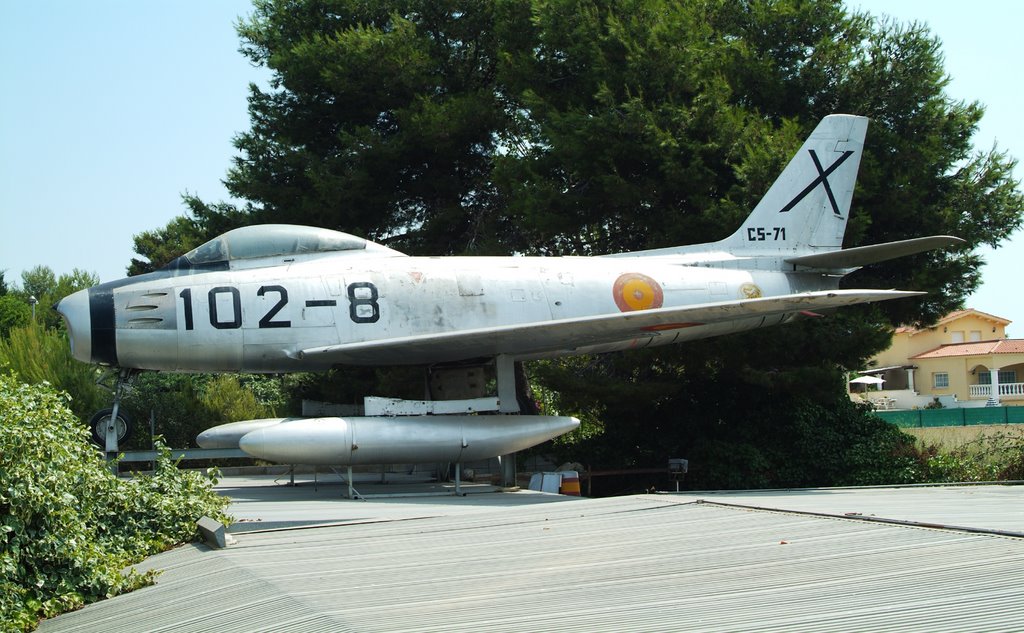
xmin=785 ymin=236 xmax=965 ymax=270
xmin=297 ymin=289 xmax=924 ymax=366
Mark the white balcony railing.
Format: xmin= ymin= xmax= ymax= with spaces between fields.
xmin=969 ymin=382 xmax=1024 ymax=399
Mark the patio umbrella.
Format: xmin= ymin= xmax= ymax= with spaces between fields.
xmin=850 ymin=375 xmax=886 ymax=392
xmin=850 ymin=375 xmax=885 ymax=385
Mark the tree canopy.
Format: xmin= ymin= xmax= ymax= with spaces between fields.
xmin=3 ymin=266 xmax=99 ymax=331
xmin=135 ymin=1 xmax=1021 ymax=316
xmin=129 ymin=0 xmax=1023 ymax=486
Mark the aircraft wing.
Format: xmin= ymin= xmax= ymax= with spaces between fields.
xmin=296 ymin=289 xmax=921 ymax=366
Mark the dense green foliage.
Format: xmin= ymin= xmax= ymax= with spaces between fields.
xmin=10 ymin=267 xmax=98 ymax=332
xmin=916 ymin=432 xmax=1024 ymax=482
xmin=0 ymin=375 xmax=231 ymax=631
xmin=118 ymin=373 xmax=288 ymax=449
xmin=0 ymin=296 xmax=31 ymax=339
xmin=0 ymin=322 xmax=108 ymax=422
xmin=536 ymin=346 xmax=924 ymax=488
xmin=126 ymin=0 xmax=1022 ymax=487
xmin=0 ymin=267 xmax=103 ymax=419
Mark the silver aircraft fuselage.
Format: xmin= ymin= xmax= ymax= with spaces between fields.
xmin=57 ymin=246 xmax=839 ymax=373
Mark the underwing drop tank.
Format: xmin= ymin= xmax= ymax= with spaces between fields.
xmin=201 ymin=415 xmax=579 ymax=466
xmin=196 ymin=418 xmax=293 ymax=449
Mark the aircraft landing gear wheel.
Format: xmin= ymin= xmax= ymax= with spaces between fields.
xmin=89 ymin=408 xmax=133 ymax=446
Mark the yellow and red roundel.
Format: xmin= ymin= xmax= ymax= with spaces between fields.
xmin=613 ymin=273 xmax=664 ymax=312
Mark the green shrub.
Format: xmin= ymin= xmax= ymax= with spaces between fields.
xmin=919 ymin=432 xmax=1024 ymax=482
xmin=0 ymin=296 xmax=30 ymax=338
xmin=121 ymin=373 xmax=291 ymax=449
xmin=120 ymin=373 xmax=212 ymax=449
xmin=202 ymin=374 xmax=275 ymax=423
xmin=0 ymin=374 xmax=231 ymax=630
xmin=0 ymin=322 xmax=107 ymax=422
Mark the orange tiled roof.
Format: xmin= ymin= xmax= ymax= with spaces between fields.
xmin=911 ymin=339 xmax=1024 ymax=359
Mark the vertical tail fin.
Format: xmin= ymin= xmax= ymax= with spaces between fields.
xmin=722 ymin=114 xmax=868 ymax=255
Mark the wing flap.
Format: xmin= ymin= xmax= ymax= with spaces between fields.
xmin=297 ymin=289 xmax=922 ymax=366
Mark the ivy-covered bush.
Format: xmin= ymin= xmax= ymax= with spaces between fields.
xmin=0 ymin=374 xmax=231 ymax=631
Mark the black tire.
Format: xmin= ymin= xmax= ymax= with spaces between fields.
xmin=89 ymin=408 xmax=133 ymax=446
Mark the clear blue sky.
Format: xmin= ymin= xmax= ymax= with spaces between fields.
xmin=1 ymin=1 xmax=1021 ymax=334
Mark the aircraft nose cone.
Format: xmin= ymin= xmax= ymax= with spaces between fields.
xmin=55 ymin=289 xmax=92 ymax=362
xmin=197 ymin=418 xmax=289 ymax=449
xmin=237 ymin=429 xmax=268 ymax=460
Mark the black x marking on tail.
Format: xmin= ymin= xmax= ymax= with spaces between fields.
xmin=779 ymin=149 xmax=855 ymax=216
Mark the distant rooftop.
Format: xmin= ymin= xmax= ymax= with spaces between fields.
xmin=895 ymin=308 xmax=1012 ymax=335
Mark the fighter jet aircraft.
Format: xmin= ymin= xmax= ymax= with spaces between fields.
xmin=56 ymin=114 xmax=962 ymax=466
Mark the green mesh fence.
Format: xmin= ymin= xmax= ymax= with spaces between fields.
xmin=875 ymin=406 xmax=1024 ymax=428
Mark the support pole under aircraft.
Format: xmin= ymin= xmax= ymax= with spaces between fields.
xmin=496 ymin=355 xmax=519 ymax=487
xmin=496 ymin=355 xmax=519 ymax=414
xmin=104 ymin=369 xmax=133 ymax=473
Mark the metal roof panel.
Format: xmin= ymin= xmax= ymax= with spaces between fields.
xmin=39 ymin=485 xmax=1024 ymax=632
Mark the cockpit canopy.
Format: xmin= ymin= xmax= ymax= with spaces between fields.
xmin=161 ymin=225 xmax=400 ymax=272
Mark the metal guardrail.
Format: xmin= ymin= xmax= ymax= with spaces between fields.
xmin=116 ymin=448 xmax=248 ymax=462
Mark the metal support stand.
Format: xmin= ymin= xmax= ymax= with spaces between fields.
xmin=495 ymin=354 xmax=520 ymax=413
xmin=495 ymin=355 xmax=519 ymax=487
xmin=275 ymin=466 xmax=297 ymax=487
xmin=455 ymin=462 xmax=463 ymax=496
xmin=105 ymin=369 xmax=131 ymax=473
xmin=329 ymin=466 xmax=363 ymax=500
xmin=499 ymin=453 xmax=517 ymax=488
xmin=669 ymin=458 xmax=688 ymax=494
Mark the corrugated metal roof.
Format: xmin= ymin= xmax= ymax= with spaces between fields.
xmin=681 ymin=484 xmax=1024 ymax=534
xmin=39 ymin=485 xmax=1024 ymax=632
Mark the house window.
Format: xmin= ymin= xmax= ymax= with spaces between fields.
xmin=979 ymin=370 xmax=1018 ymax=385
xmin=933 ymin=372 xmax=949 ymax=389
xmin=969 ymin=330 xmax=982 ymax=341
xmin=951 ymin=331 xmax=964 ymax=343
